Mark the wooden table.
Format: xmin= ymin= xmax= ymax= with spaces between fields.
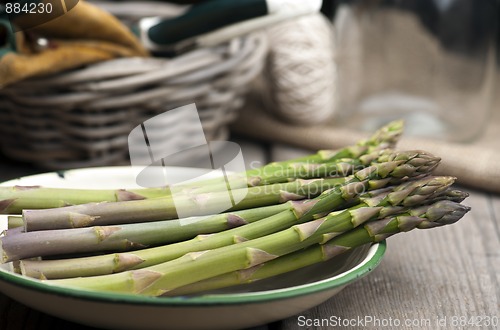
xmin=0 ymin=141 xmax=499 ymax=330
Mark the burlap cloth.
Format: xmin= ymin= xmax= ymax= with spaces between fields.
xmin=231 ymin=89 xmax=500 ymax=193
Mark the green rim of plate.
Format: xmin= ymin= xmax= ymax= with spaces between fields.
xmin=0 ymin=242 xmax=386 ymax=306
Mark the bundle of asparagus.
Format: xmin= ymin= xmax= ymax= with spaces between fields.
xmin=0 ymin=121 xmax=470 ymax=297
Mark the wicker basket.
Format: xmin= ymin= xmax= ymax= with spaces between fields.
xmin=0 ymin=2 xmax=268 ymax=169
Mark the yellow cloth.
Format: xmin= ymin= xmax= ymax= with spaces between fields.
xmin=0 ymin=1 xmax=148 ymax=88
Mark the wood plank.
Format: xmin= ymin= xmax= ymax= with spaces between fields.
xmin=279 ymin=189 xmax=500 ymax=329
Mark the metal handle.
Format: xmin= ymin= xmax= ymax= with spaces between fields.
xmin=147 ymin=0 xmax=268 ymax=45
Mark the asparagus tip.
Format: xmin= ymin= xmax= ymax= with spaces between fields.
xmin=424 ymin=200 xmax=471 ymax=225
xmin=364 ymin=120 xmax=405 ymax=147
xmin=442 ymin=189 xmax=470 ymax=203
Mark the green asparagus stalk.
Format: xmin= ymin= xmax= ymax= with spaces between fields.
xmin=1 ymin=203 xmax=291 ymax=262
xmin=7 ymin=216 xmax=23 ymax=229
xmin=0 ymin=186 xmax=170 ymax=214
xmin=18 ymin=150 xmax=439 ymax=279
xmin=166 ymin=199 xmax=470 ymax=296
xmin=21 ymin=177 xmax=347 ymax=231
xmin=49 ymin=174 xmax=452 ymax=295
xmin=0 ymin=121 xmax=403 ymax=215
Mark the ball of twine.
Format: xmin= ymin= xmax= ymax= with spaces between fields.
xmin=262 ymin=13 xmax=337 ymax=125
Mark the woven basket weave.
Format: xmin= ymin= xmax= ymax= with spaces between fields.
xmin=0 ymin=2 xmax=268 ymax=169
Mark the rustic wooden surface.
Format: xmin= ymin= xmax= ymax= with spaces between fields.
xmin=0 ymin=141 xmax=498 ymax=330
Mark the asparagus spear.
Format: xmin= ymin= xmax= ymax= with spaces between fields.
xmin=166 ymin=199 xmax=470 ymax=296
xmin=7 ymin=216 xmax=23 ymax=229
xmin=1 ymin=203 xmax=290 ymax=262
xmin=21 ymin=176 xmax=347 ymax=231
xmin=49 ymin=176 xmax=453 ymax=295
xmin=0 ymin=186 xmax=170 ymax=215
xmin=18 ymin=150 xmax=439 ymax=279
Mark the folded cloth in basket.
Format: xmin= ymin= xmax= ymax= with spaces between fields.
xmin=0 ymin=1 xmax=148 ymax=88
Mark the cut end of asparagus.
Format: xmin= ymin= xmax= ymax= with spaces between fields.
xmin=0 ymin=241 xmax=8 ymax=264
